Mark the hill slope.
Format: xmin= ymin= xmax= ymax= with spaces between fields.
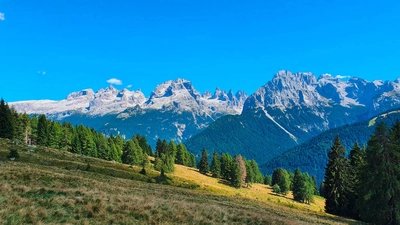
xmin=0 ymin=139 xmax=359 ymax=224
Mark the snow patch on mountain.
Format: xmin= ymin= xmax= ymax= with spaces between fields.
xmin=10 ymin=79 xmax=247 ymax=120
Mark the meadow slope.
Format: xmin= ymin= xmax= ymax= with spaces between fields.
xmin=0 ymin=139 xmax=360 ymax=225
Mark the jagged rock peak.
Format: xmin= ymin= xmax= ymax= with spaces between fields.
xmin=66 ymin=89 xmax=95 ymax=100
xmin=273 ymin=70 xmax=316 ymax=85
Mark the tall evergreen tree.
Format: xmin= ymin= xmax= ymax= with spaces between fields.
xmin=197 ymin=148 xmax=209 ymax=174
xmin=293 ymin=168 xmax=306 ymax=202
xmin=135 ymin=134 xmax=152 ymax=156
xmin=230 ymin=160 xmax=242 ymax=188
xmin=0 ymin=99 xmax=14 ymax=139
xmin=235 ymin=155 xmax=246 ymax=186
xmin=348 ymin=142 xmax=365 ymax=218
xmin=271 ymin=168 xmax=291 ymax=195
xmin=210 ymin=151 xmax=221 ymax=178
xmin=324 ymin=135 xmax=351 ymax=216
xmin=37 ymin=114 xmax=48 ymax=146
xmin=264 ymin=175 xmax=272 ymax=186
xmin=175 ymin=143 xmax=186 ymax=165
xmin=357 ymin=121 xmax=400 ymax=224
xmin=220 ymin=153 xmax=233 ymax=180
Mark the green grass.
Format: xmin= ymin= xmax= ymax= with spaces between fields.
xmin=0 ymin=138 xmax=361 ymax=224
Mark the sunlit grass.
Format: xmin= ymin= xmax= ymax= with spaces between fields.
xmin=0 ymin=138 xmax=360 ymax=224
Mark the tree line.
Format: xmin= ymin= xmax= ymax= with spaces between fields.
xmin=323 ymin=121 xmax=400 ymax=225
xmin=196 ymin=148 xmax=266 ymax=188
xmin=0 ymin=98 xmax=322 ymax=203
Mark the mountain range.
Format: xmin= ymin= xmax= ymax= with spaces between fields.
xmin=185 ymin=70 xmax=400 ymax=166
xmin=10 ymin=70 xmax=400 ymax=177
xmin=10 ymin=79 xmax=247 ymax=146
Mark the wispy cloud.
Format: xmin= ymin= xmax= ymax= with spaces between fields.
xmin=126 ymin=84 xmax=132 ymax=88
xmin=107 ymin=78 xmax=123 ymax=85
xmin=336 ymin=75 xmax=350 ymax=79
xmin=0 ymin=12 xmax=5 ymax=21
xmin=37 ymin=71 xmax=47 ymax=75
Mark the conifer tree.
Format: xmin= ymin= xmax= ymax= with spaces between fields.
xmin=135 ymin=134 xmax=152 ymax=156
xmin=348 ymin=142 xmax=365 ymax=218
xmin=271 ymin=168 xmax=291 ymax=195
xmin=324 ymin=135 xmax=351 ymax=216
xmin=264 ymin=175 xmax=272 ymax=186
xmin=293 ymin=168 xmax=306 ymax=202
xmin=37 ymin=114 xmax=48 ymax=146
xmin=197 ymin=148 xmax=209 ymax=174
xmin=0 ymin=98 xmax=14 ymax=139
xmin=175 ymin=143 xmax=186 ymax=165
xmin=210 ymin=151 xmax=221 ymax=178
xmin=235 ymin=155 xmax=246 ymax=186
xmin=230 ymin=160 xmax=242 ymax=188
xmin=220 ymin=153 xmax=233 ymax=180
xmin=189 ymin=153 xmax=196 ymax=168
xmin=357 ymin=121 xmax=400 ymax=224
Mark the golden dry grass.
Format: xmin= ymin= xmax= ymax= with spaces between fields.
xmin=0 ymin=139 xmax=361 ymax=225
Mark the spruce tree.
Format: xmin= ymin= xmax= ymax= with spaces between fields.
xmin=0 ymin=98 xmax=14 ymax=139
xmin=357 ymin=121 xmax=400 ymax=224
xmin=175 ymin=143 xmax=186 ymax=165
xmin=210 ymin=151 xmax=221 ymax=178
xmin=293 ymin=168 xmax=306 ymax=202
xmin=324 ymin=135 xmax=351 ymax=216
xmin=231 ymin=160 xmax=242 ymax=188
xmin=264 ymin=175 xmax=272 ymax=186
xmin=348 ymin=142 xmax=365 ymax=218
xmin=197 ymin=148 xmax=209 ymax=174
xmin=235 ymin=155 xmax=246 ymax=186
xmin=220 ymin=153 xmax=233 ymax=180
xmin=271 ymin=168 xmax=290 ymax=195
xmin=37 ymin=114 xmax=48 ymax=146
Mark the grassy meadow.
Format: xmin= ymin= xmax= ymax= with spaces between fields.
xmin=0 ymin=138 xmax=361 ymax=224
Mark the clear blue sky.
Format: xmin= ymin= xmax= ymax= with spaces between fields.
xmin=1 ymin=0 xmax=399 ymax=101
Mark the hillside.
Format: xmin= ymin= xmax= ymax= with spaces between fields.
xmin=263 ymin=109 xmax=400 ymax=184
xmin=0 ymin=139 xmax=359 ymax=224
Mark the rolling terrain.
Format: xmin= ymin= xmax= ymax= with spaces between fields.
xmin=0 ymin=138 xmax=359 ymax=225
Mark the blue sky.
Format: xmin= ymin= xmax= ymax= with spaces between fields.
xmin=1 ymin=0 xmax=399 ymax=101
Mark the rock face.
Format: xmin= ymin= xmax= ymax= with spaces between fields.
xmin=10 ymin=79 xmax=247 ymax=146
xmin=186 ymin=70 xmax=400 ymax=164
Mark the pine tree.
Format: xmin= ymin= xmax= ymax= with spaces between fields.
xmin=230 ymin=160 xmax=242 ymax=188
xmin=175 ymin=143 xmax=186 ymax=165
xmin=0 ymin=98 xmax=14 ymax=139
xmin=264 ymin=175 xmax=272 ymax=186
xmin=220 ymin=153 xmax=233 ymax=180
xmin=357 ymin=121 xmax=400 ymax=224
xmin=189 ymin=153 xmax=196 ymax=168
xmin=210 ymin=151 xmax=221 ymax=178
xmin=235 ymin=155 xmax=246 ymax=186
xmin=324 ymin=135 xmax=351 ymax=216
xmin=272 ymin=168 xmax=291 ymax=195
xmin=197 ymin=148 xmax=209 ymax=174
xmin=135 ymin=134 xmax=152 ymax=156
xmin=37 ymin=114 xmax=48 ymax=146
xmin=293 ymin=168 xmax=306 ymax=202
xmin=348 ymin=142 xmax=365 ymax=218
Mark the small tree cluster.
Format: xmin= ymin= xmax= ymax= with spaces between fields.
xmin=292 ymin=168 xmax=315 ymax=204
xmin=271 ymin=168 xmax=291 ymax=195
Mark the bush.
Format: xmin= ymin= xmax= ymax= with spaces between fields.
xmin=8 ymin=148 xmax=20 ymax=160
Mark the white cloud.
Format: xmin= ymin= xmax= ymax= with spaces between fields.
xmin=42 ymin=71 xmax=46 ymax=75
xmin=0 ymin=12 xmax=5 ymax=21
xmin=336 ymin=75 xmax=350 ymax=79
xmin=38 ymin=71 xmax=46 ymax=75
xmin=126 ymin=84 xmax=132 ymax=88
xmin=107 ymin=78 xmax=123 ymax=85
